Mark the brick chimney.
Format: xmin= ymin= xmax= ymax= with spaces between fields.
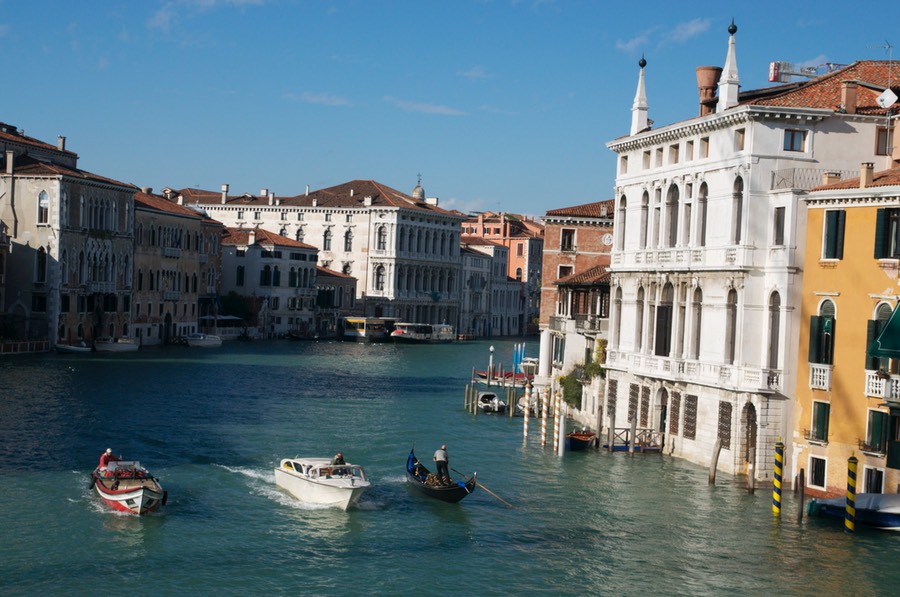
xmin=841 ymin=81 xmax=858 ymax=114
xmin=860 ymin=162 xmax=875 ymax=188
xmin=822 ymin=172 xmax=842 ymax=186
xmin=248 ymin=229 xmax=256 ymax=245
xmin=57 ymin=135 xmax=66 ymax=151
xmin=696 ymin=66 xmax=722 ymax=116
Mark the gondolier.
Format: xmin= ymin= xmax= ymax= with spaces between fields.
xmin=433 ymin=444 xmax=449 ymax=486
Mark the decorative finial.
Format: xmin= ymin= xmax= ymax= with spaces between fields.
xmin=728 ymin=19 xmax=737 ymax=36
xmin=638 ymin=53 xmax=647 ymax=69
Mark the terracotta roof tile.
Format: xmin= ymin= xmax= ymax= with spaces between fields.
xmin=134 ymin=191 xmax=205 ymax=219
xmin=222 ymin=226 xmax=317 ymax=250
xmin=544 ymin=199 xmax=614 ymax=218
xmin=316 ymin=266 xmax=355 ymax=280
xmin=12 ymin=161 xmax=134 ymax=189
xmin=814 ymin=166 xmax=900 ymax=191
xmin=0 ymin=122 xmax=77 ymax=156
xmin=555 ymin=264 xmax=610 ymax=286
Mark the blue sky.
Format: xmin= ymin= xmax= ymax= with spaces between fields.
xmin=1 ymin=1 xmax=895 ymax=216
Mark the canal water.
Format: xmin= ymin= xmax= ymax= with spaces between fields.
xmin=1 ymin=339 xmax=898 ymax=596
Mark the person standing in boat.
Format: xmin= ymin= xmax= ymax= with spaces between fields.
xmin=98 ymin=448 xmax=120 ymax=473
xmin=433 ymin=445 xmax=450 ymax=486
xmin=331 ymin=452 xmax=345 ymax=466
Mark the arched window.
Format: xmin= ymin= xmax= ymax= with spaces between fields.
xmin=515 ymin=268 xmax=523 ymax=281
xmin=616 ymin=195 xmax=627 ymax=251
xmin=36 ymin=246 xmax=47 ymax=283
xmin=344 ymin=229 xmax=353 ymax=252
xmin=260 ymin=265 xmax=272 ymax=286
xmin=295 ymin=229 xmax=304 ymax=243
xmin=272 ymin=266 xmax=281 ymax=287
xmin=323 ymin=229 xmax=332 ymax=251
xmin=810 ymin=299 xmax=836 ymax=365
xmin=635 ymin=286 xmax=645 ymax=352
xmin=654 ymin=283 xmax=674 ymax=357
xmin=374 ymin=265 xmax=385 ymax=291
xmin=691 ymin=288 xmax=703 ymax=359
xmin=377 ymin=226 xmax=387 ymax=251
xmin=725 ymin=289 xmax=738 ymax=364
xmin=698 ymin=183 xmax=708 ymax=247
xmin=38 ymin=191 xmax=49 ymax=225
xmin=732 ymin=177 xmax=744 ymax=244
xmin=612 ymin=287 xmax=623 ymax=349
xmin=768 ymin=292 xmax=781 ymax=369
xmin=665 ymin=184 xmax=679 ymax=248
xmin=289 ymin=267 xmax=298 ymax=287
xmin=639 ymin=191 xmax=649 ymax=249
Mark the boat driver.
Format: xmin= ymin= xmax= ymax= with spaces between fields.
xmin=98 ymin=448 xmax=121 ymax=474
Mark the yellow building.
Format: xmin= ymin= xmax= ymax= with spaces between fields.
xmin=796 ymin=164 xmax=900 ymax=497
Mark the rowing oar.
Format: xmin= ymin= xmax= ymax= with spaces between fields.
xmin=452 ymin=467 xmax=514 ymax=508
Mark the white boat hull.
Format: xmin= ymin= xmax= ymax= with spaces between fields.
xmin=94 ymin=338 xmax=139 ymax=352
xmin=186 ymin=334 xmax=222 ymax=348
xmin=274 ymin=460 xmax=369 ymax=510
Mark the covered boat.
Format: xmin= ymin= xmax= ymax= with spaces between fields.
xmin=405 ymin=449 xmax=476 ymax=503
xmin=477 ymin=391 xmax=507 ymax=414
xmin=390 ymin=323 xmax=455 ymax=343
xmin=565 ymin=429 xmax=597 ymax=451
xmin=807 ymin=493 xmax=900 ymax=530
xmin=90 ymin=460 xmax=166 ymax=515
xmin=185 ymin=333 xmax=223 ymax=348
xmin=274 ymin=457 xmax=370 ymax=510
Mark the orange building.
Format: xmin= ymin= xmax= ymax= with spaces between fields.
xmin=795 ymin=164 xmax=900 ymax=497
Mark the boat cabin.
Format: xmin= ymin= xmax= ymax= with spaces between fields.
xmin=281 ymin=458 xmax=368 ymax=482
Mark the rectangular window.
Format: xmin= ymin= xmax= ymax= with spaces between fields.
xmin=640 ymin=386 xmax=650 ymax=427
xmin=808 ymin=315 xmax=835 ymax=365
xmin=735 ymin=128 xmax=746 ymax=151
xmin=346 ymin=214 xmax=353 ymax=222
xmin=866 ymin=410 xmax=889 ymax=454
xmin=280 ymin=212 xmax=287 ymax=221
xmin=717 ymin=401 xmax=733 ymax=450
xmin=773 ymin=206 xmax=786 ymax=246
xmin=557 ymin=265 xmax=573 ymax=280
xmin=876 ymin=127 xmax=894 ymax=156
xmin=683 ymin=395 xmax=698 ymax=440
xmin=809 ymin=401 xmax=830 ymax=442
xmin=236 ymin=210 xmax=245 ymax=220
xmin=253 ymin=211 xmax=261 ymax=220
xmin=864 ymin=467 xmax=884 ymax=493
xmin=560 ymin=228 xmax=575 ymax=252
xmin=669 ymin=144 xmax=679 ymax=164
xmin=784 ymin=129 xmax=807 ymax=152
xmin=31 ymin=294 xmax=47 ymax=312
xmin=700 ymin=137 xmax=709 ymax=158
xmin=325 ymin=213 xmax=332 ymax=222
xmin=620 ymin=155 xmax=628 ymax=174
xmin=516 ymin=243 xmax=524 ymax=257
xmin=670 ymin=392 xmax=681 ymax=436
xmin=643 ymin=150 xmax=651 ymax=169
xmin=809 ymin=456 xmax=826 ymax=489
xmin=606 ymin=380 xmax=618 ymax=421
xmin=822 ymin=210 xmax=845 ymax=259
xmin=655 ymin=147 xmax=663 ymax=167
xmin=685 ymin=140 xmax=694 ymax=161
xmin=61 ymin=294 xmax=70 ymax=313
xmin=236 ymin=265 xmax=245 ymax=287
xmin=628 ymin=384 xmax=639 ymax=423
xmin=874 ymin=208 xmax=900 ymax=258
xmin=297 ymin=212 xmax=304 ymax=221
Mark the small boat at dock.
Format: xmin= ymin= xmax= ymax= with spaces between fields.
xmin=390 ymin=323 xmax=455 ymax=343
xmin=274 ymin=457 xmax=370 ymax=510
xmin=566 ymin=429 xmax=597 ymax=451
xmin=90 ymin=460 xmax=166 ymax=515
xmin=807 ymin=493 xmax=900 ymax=530
xmin=56 ymin=342 xmax=92 ymax=353
xmin=185 ymin=333 xmax=223 ymax=348
xmin=477 ymin=391 xmax=507 ymax=414
xmin=94 ymin=337 xmax=139 ymax=352
xmin=405 ymin=448 xmax=476 ymax=503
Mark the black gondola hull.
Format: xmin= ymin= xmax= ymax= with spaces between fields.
xmin=406 ymin=450 xmax=476 ymax=503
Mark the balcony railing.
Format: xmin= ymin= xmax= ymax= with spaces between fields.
xmin=803 ymin=428 xmax=828 ymax=445
xmin=163 ymin=247 xmax=182 ymax=258
xmin=771 ymin=167 xmax=858 ymax=191
xmin=86 ymin=281 xmax=116 ymax=294
xmin=809 ymin=363 xmax=832 ymax=391
xmin=858 ymin=439 xmax=886 ymax=457
xmin=162 ymin=291 xmax=181 ymax=301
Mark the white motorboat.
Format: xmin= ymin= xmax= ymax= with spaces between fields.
xmin=390 ymin=323 xmax=455 ymax=343
xmin=478 ymin=391 xmax=507 ymax=414
xmin=185 ymin=333 xmax=223 ymax=348
xmin=56 ymin=341 xmax=92 ymax=353
xmin=94 ymin=337 xmax=139 ymax=352
xmin=274 ymin=457 xmax=370 ymax=510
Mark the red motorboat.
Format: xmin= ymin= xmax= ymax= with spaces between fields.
xmin=90 ymin=460 xmax=166 ymax=515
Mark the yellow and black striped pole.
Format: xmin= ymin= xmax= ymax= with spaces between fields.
xmin=845 ymin=454 xmax=858 ymax=533
xmin=772 ymin=441 xmax=784 ymax=516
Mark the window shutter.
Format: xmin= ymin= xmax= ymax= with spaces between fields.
xmin=875 ymin=208 xmax=887 ymax=258
xmin=809 ymin=316 xmax=822 ymax=363
xmin=866 ymin=319 xmax=880 ymax=371
xmin=825 ymin=211 xmax=838 ymax=258
xmin=824 ymin=317 xmax=836 ymax=365
xmin=835 ymin=210 xmax=846 ymax=259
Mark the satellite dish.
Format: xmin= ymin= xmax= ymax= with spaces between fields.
xmin=876 ymin=88 xmax=898 ymax=109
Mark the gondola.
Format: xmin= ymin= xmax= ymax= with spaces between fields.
xmin=405 ymin=448 xmax=476 ymax=503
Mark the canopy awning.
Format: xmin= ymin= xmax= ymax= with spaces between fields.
xmin=868 ymin=305 xmax=900 ymax=358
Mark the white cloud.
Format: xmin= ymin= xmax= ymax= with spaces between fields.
xmin=284 ymin=91 xmax=352 ymax=107
xmin=148 ymin=0 xmax=266 ymax=31
xmin=663 ymin=18 xmax=711 ymax=45
xmin=148 ymin=2 xmax=178 ymax=31
xmin=617 ymin=18 xmax=710 ymax=53
xmin=458 ymin=66 xmax=493 ymax=81
xmin=616 ymin=31 xmax=652 ymax=54
xmin=383 ymin=96 xmax=466 ymax=116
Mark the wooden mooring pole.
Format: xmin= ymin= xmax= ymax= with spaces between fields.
xmin=797 ymin=468 xmax=806 ymax=524
xmin=747 ymin=447 xmax=756 ymax=494
xmin=708 ymin=439 xmax=722 ymax=485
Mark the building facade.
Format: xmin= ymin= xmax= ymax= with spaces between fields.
xmin=795 ymin=165 xmax=900 ymax=497
xmin=605 ymin=24 xmax=899 ymax=481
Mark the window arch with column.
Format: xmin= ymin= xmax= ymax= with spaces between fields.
xmin=665 ymin=184 xmax=679 ymax=248
xmin=374 ymin=265 xmax=386 ymax=291
xmin=616 ymin=195 xmax=627 ymax=251
xmin=767 ymin=291 xmax=782 ymax=370
xmin=732 ymin=176 xmax=744 ymax=244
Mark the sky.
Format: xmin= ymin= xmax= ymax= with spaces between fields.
xmin=1 ymin=1 xmax=897 ymax=217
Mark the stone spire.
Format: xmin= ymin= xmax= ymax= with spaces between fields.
xmin=717 ymin=20 xmax=740 ymax=113
xmin=630 ymin=55 xmax=649 ymax=135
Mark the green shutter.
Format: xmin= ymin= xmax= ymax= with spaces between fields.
xmin=809 ymin=315 xmax=822 ymax=363
xmin=867 ymin=319 xmax=880 ymax=370
xmin=872 ymin=411 xmax=888 ymax=452
xmin=835 ymin=210 xmax=846 ymax=259
xmin=813 ymin=402 xmax=829 ymax=440
xmin=825 ymin=317 xmax=836 ymax=365
xmin=875 ymin=208 xmax=887 ymax=258
xmin=825 ymin=211 xmax=838 ymax=258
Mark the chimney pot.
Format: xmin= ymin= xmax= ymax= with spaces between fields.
xmin=57 ymin=135 xmax=66 ymax=151
xmin=260 ymin=188 xmax=268 ymax=197
xmin=860 ymin=162 xmax=875 ymax=188
xmin=221 ymin=183 xmax=229 ymax=205
xmin=841 ymin=81 xmax=858 ymax=114
xmin=696 ymin=66 xmax=722 ymax=116
xmin=141 ymin=187 xmax=152 ymax=194
xmin=822 ymin=172 xmax=842 ymax=186
xmin=305 ymin=185 xmax=309 ymax=196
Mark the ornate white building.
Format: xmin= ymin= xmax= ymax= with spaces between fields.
xmin=176 ymin=179 xmax=464 ymax=325
xmin=605 ymin=23 xmax=899 ymax=481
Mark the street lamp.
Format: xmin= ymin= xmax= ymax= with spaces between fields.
xmin=489 ymin=345 xmax=495 ymax=386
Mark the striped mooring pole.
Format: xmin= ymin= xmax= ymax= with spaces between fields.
xmin=541 ymin=387 xmax=548 ymax=447
xmin=845 ymin=455 xmax=858 ymax=534
xmin=772 ymin=441 xmax=784 ymax=516
xmin=523 ymin=383 xmax=531 ymax=441
xmin=552 ymin=389 xmax=561 ymax=452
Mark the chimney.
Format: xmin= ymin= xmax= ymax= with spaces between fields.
xmin=305 ymin=185 xmax=310 ymax=196
xmin=5 ymin=150 xmax=13 ymax=174
xmin=364 ymin=196 xmax=373 ymax=206
xmin=57 ymin=135 xmax=66 ymax=151
xmin=248 ymin=229 xmax=256 ymax=245
xmin=860 ymin=162 xmax=875 ymax=188
xmin=841 ymin=81 xmax=858 ymax=114
xmin=221 ymin=183 xmax=229 ymax=204
xmin=822 ymin=172 xmax=842 ymax=186
xmin=312 ymin=198 xmax=318 ymax=207
xmin=141 ymin=187 xmax=152 ymax=195
xmin=350 ymin=188 xmax=354 ymax=197
xmin=268 ymin=192 xmax=274 ymax=206
xmin=177 ymin=195 xmax=184 ymax=205
xmin=696 ymin=66 xmax=723 ymax=116
xmin=260 ymin=188 xmax=268 ymax=198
